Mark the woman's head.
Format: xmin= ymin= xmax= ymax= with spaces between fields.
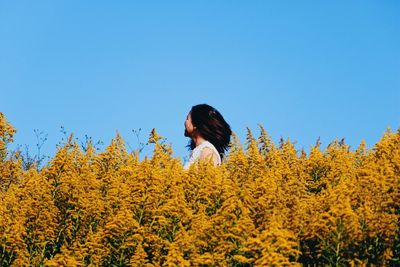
xmin=184 ymin=104 xmax=232 ymax=158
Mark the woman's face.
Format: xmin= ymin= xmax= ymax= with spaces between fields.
xmin=184 ymin=112 xmax=195 ymax=137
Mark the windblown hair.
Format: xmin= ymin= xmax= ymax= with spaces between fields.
xmin=187 ymin=104 xmax=232 ymax=159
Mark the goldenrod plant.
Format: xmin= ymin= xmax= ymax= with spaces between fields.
xmin=0 ymin=112 xmax=399 ymax=266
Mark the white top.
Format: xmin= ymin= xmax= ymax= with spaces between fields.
xmin=183 ymin=141 xmax=222 ymax=170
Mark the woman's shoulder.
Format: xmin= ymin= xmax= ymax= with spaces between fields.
xmin=199 ymin=141 xmax=221 ymax=163
xmin=184 ymin=140 xmax=222 ymax=169
xmin=200 ymin=140 xmax=216 ymax=149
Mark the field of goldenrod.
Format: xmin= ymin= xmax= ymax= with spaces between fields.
xmin=0 ymin=112 xmax=399 ymax=266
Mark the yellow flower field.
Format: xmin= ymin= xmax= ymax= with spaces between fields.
xmin=0 ymin=112 xmax=399 ymax=266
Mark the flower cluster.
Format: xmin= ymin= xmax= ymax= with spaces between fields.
xmin=0 ymin=113 xmax=399 ymax=266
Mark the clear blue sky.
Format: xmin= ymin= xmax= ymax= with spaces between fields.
xmin=1 ymin=1 xmax=399 ymax=163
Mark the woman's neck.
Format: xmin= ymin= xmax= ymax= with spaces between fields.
xmin=193 ymin=136 xmax=206 ymax=147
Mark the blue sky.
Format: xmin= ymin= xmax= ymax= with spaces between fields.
xmin=1 ymin=1 xmax=399 ymax=163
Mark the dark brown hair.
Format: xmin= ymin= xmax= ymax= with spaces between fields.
xmin=186 ymin=104 xmax=232 ymax=159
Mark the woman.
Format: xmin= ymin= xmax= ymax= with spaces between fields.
xmin=183 ymin=104 xmax=232 ymax=169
